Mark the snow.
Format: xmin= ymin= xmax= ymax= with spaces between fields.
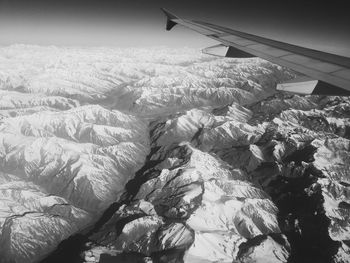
xmin=1 ymin=45 xmax=349 ymax=263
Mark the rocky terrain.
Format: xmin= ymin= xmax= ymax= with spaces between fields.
xmin=0 ymin=45 xmax=349 ymax=263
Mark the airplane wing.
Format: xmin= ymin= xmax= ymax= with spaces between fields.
xmin=161 ymin=8 xmax=350 ymax=96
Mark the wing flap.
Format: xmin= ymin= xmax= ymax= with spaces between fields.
xmin=331 ymin=69 xmax=350 ymax=80
xmin=247 ymin=44 xmax=291 ymax=57
xmin=282 ymin=54 xmax=343 ymax=73
xmin=203 ymin=44 xmax=255 ymax=58
xmin=277 ymin=77 xmax=319 ymax=95
xmin=202 ymin=44 xmax=229 ymax=57
xmin=221 ymin=35 xmax=256 ymax=46
xmin=277 ymin=77 xmax=350 ymax=96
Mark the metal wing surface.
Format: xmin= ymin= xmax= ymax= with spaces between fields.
xmin=161 ymin=8 xmax=350 ymax=95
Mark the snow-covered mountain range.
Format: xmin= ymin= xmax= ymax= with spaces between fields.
xmin=0 ymin=45 xmax=349 ymax=263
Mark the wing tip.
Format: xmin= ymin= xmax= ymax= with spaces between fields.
xmin=161 ymin=8 xmax=178 ymax=31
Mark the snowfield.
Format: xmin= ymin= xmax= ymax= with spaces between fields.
xmin=0 ymin=45 xmax=349 ymax=263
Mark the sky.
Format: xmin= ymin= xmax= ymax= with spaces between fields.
xmin=0 ymin=0 xmax=349 ymax=56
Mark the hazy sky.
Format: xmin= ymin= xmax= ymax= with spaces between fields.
xmin=0 ymin=0 xmax=349 ymax=56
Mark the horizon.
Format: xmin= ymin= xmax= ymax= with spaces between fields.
xmin=0 ymin=0 xmax=349 ymax=57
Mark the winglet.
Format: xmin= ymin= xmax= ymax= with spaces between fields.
xmin=161 ymin=8 xmax=178 ymax=31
